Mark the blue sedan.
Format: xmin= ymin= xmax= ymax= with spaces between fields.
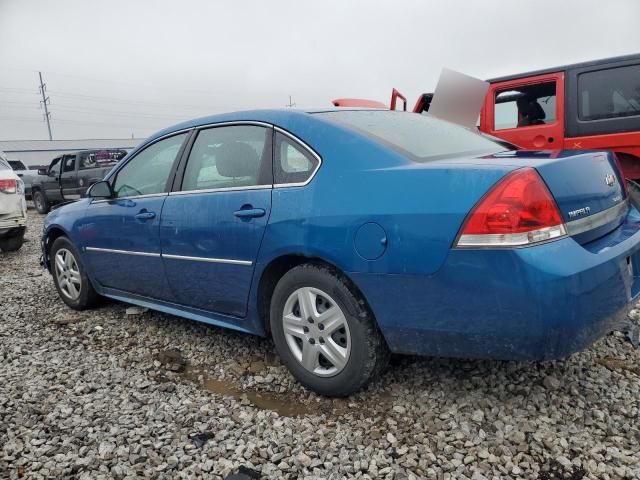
xmin=42 ymin=109 xmax=640 ymax=396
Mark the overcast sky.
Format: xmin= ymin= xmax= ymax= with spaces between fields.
xmin=1 ymin=0 xmax=639 ymax=140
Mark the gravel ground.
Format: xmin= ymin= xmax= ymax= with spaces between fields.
xmin=1 ymin=211 xmax=640 ymax=480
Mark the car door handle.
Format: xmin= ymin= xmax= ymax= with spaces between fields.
xmin=135 ymin=211 xmax=156 ymax=220
xmin=233 ymin=208 xmax=266 ymax=219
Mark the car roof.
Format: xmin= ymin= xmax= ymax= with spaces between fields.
xmin=486 ymin=52 xmax=640 ymax=83
xmin=144 ymin=108 xmax=387 ymax=144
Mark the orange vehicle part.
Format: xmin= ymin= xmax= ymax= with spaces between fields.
xmin=332 ymin=98 xmax=387 ymax=108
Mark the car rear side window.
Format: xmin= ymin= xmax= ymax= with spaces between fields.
xmin=274 ymin=132 xmax=319 ymax=185
xmin=578 ymin=64 xmax=640 ymax=121
xmin=181 ymin=125 xmax=271 ymax=192
xmin=112 ymin=133 xmax=187 ymax=198
xmin=316 ymin=110 xmax=504 ymax=162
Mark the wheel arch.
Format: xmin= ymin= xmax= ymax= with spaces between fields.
xmin=256 ymin=254 xmax=376 ymax=335
xmin=43 ymin=226 xmax=69 ymax=271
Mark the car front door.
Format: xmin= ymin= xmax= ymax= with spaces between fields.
xmin=160 ymin=124 xmax=273 ymax=317
xmin=484 ymin=72 xmax=565 ymax=150
xmin=60 ymin=154 xmax=81 ymax=200
xmin=80 ymin=132 xmax=189 ymax=299
xmin=44 ymin=157 xmax=62 ymax=201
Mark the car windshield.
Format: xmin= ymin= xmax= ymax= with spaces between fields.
xmin=8 ymin=160 xmax=27 ymax=170
xmin=316 ymin=110 xmax=508 ymax=162
xmin=0 ymin=159 xmax=9 ymax=171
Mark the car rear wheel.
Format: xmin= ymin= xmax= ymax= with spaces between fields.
xmin=50 ymin=236 xmax=99 ymax=310
xmin=33 ymin=190 xmax=50 ymax=214
xmin=270 ymin=264 xmax=389 ymax=396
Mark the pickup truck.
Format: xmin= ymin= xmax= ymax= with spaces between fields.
xmin=31 ymin=149 xmax=128 ymax=214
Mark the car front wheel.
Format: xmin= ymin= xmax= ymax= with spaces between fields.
xmin=270 ymin=264 xmax=389 ymax=396
xmin=50 ymin=236 xmax=99 ymax=310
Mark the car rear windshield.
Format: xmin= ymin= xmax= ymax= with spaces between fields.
xmin=316 ymin=110 xmax=507 ymax=162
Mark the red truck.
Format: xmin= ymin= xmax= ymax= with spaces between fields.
xmin=336 ymin=54 xmax=640 ymax=179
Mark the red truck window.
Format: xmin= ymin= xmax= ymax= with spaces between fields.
xmin=494 ymin=81 xmax=556 ymax=130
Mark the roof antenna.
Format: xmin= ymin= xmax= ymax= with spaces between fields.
xmin=286 ymin=95 xmax=296 ymax=108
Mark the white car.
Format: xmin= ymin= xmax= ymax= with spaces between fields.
xmin=7 ymin=158 xmax=37 ymax=200
xmin=0 ymin=153 xmax=27 ymax=252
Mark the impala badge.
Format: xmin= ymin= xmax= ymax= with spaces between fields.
xmin=568 ymin=206 xmax=591 ymax=219
xmin=605 ymin=173 xmax=616 ymax=187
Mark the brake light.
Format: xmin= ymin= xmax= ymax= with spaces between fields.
xmin=0 ymin=179 xmax=17 ymax=194
xmin=456 ymin=167 xmax=566 ymax=247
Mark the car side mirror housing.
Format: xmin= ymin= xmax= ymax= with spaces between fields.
xmin=87 ymin=180 xmax=113 ymax=199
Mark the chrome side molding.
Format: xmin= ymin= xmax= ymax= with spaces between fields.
xmin=85 ymin=247 xmax=252 ymax=266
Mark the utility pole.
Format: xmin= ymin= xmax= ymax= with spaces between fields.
xmin=38 ymin=71 xmax=53 ymax=140
xmin=286 ymin=95 xmax=296 ymax=108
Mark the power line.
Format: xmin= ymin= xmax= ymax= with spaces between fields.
xmin=38 ymin=72 xmax=53 ymax=140
xmin=47 ymin=89 xmax=216 ymax=112
xmin=0 ymin=86 xmax=39 ymax=94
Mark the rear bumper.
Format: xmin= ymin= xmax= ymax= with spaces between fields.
xmin=351 ymin=209 xmax=640 ymax=361
xmin=0 ymin=213 xmax=27 ymax=236
xmin=0 ymin=225 xmax=26 ymax=239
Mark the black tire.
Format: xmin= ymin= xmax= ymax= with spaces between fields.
xmin=33 ymin=189 xmax=50 ymax=214
xmin=50 ymin=236 xmax=100 ymax=310
xmin=0 ymin=230 xmax=25 ymax=252
xmin=270 ymin=264 xmax=389 ymax=396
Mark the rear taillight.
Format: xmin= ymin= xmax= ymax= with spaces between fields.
xmin=456 ymin=167 xmax=567 ymax=247
xmin=0 ymin=179 xmax=17 ymax=194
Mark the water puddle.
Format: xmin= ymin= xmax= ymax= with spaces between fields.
xmin=182 ymin=367 xmax=346 ymax=417
xmin=598 ymin=356 xmax=640 ymax=375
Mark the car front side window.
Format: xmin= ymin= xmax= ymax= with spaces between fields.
xmin=112 ymin=133 xmax=187 ymax=198
xmin=49 ymin=159 xmax=61 ymax=176
xmin=62 ymin=155 xmax=76 ymax=173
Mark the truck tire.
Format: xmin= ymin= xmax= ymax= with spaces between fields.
xmin=33 ymin=190 xmax=50 ymax=214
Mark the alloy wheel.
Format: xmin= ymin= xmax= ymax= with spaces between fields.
xmin=54 ymin=248 xmax=82 ymax=300
xmin=282 ymin=287 xmax=351 ymax=377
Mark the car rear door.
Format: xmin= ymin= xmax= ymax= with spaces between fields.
xmin=80 ymin=132 xmax=189 ymax=300
xmin=160 ymin=123 xmax=273 ymax=317
xmin=484 ymin=72 xmax=565 ymax=150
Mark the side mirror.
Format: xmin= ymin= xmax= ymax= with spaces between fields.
xmin=87 ymin=180 xmax=113 ymax=199
xmin=37 ymin=168 xmax=47 ymax=175
xmin=48 ymin=170 xmax=57 ymax=177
